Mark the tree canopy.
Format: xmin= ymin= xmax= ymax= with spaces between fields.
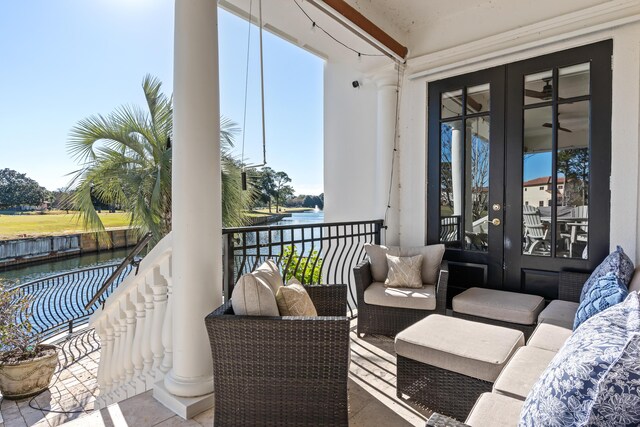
xmin=0 ymin=169 xmax=49 ymax=209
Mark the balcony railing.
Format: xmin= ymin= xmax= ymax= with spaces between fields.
xmin=14 ymin=264 xmax=133 ymax=342
xmin=222 ymin=219 xmax=383 ymax=316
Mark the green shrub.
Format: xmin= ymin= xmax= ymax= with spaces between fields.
xmin=280 ymin=246 xmax=323 ymax=284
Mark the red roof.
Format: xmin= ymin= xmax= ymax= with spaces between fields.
xmin=523 ymin=176 xmax=566 ymax=186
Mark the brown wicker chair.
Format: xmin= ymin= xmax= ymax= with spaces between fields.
xmin=205 ymin=284 xmax=350 ymax=427
xmin=353 ymin=260 xmax=449 ymax=336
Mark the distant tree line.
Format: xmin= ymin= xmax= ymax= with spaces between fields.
xmin=285 ymin=193 xmax=324 ymax=210
xmin=0 ymin=169 xmax=50 ymax=210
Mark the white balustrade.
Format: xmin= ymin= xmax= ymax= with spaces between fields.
xmin=90 ymin=233 xmax=174 ymax=408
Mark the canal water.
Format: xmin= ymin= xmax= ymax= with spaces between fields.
xmin=0 ymin=211 xmax=324 ymax=287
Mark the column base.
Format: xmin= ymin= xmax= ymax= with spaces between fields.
xmin=153 ymin=380 xmax=214 ymax=420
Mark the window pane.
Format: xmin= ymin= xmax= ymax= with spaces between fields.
xmin=559 ymin=63 xmax=590 ymax=99
xmin=524 ymin=70 xmax=553 ymax=105
xmin=441 ymin=89 xmax=463 ymax=119
xmin=556 ymin=101 xmax=589 ymax=259
xmin=467 ymin=84 xmax=490 ymax=114
xmin=465 ymin=116 xmax=490 ymax=251
xmin=522 ymin=106 xmax=552 ymax=256
xmin=440 ymin=121 xmax=462 ymax=247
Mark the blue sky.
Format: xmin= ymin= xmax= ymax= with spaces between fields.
xmin=0 ymin=0 xmax=324 ymax=195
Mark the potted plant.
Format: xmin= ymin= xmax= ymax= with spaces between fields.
xmin=0 ymin=282 xmax=58 ymax=399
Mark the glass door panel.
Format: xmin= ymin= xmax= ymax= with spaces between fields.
xmin=438 ymin=85 xmax=491 ymax=251
xmin=466 ymin=116 xmax=490 ymax=251
xmin=522 ymin=106 xmax=552 ymax=256
xmin=556 ymin=101 xmax=590 ymax=258
xmin=440 ymin=121 xmax=463 ymax=248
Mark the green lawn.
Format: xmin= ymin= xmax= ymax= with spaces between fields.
xmin=0 ymin=212 xmax=132 ymax=240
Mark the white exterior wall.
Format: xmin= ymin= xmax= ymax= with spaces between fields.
xmin=395 ymin=12 xmax=640 ymax=261
xmin=323 ymin=62 xmax=379 ymax=223
xmin=320 ymin=1 xmax=640 ymax=261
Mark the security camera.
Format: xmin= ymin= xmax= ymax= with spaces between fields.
xmin=352 ymin=80 xmax=360 ymax=88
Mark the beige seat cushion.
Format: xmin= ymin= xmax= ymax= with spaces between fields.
xmin=452 ymin=287 xmax=545 ymax=325
xmin=537 ymin=299 xmax=580 ymax=329
xmin=276 ymin=283 xmax=317 ymax=316
xmin=385 ymin=254 xmax=423 ymax=288
xmin=231 ymin=273 xmax=280 ymax=316
xmin=395 ymin=315 xmax=524 ymax=382
xmin=252 ymin=259 xmax=284 ymax=294
xmin=465 ymin=393 xmax=524 ymax=427
xmin=527 ymin=321 xmax=573 ymax=352
xmin=364 ymin=243 xmax=445 ymax=285
xmin=492 ymin=346 xmax=556 ymax=400
xmin=364 ymin=282 xmax=436 ymax=310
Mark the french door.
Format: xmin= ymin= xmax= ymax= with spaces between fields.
xmin=427 ymin=40 xmax=612 ymax=301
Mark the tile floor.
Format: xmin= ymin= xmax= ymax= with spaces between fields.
xmin=1 ymin=323 xmax=432 ymax=426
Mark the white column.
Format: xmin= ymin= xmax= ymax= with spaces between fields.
xmin=451 ymin=122 xmax=464 ymax=218
xmin=464 ymin=122 xmax=473 ymax=232
xmin=376 ymin=73 xmax=400 ymax=245
xmin=156 ymin=0 xmax=220 ymax=417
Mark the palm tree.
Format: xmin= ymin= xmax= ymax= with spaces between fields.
xmin=67 ymin=74 xmax=252 ymax=245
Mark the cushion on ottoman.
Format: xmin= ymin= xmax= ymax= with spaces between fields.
xmin=537 ymin=299 xmax=579 ymax=329
xmin=453 ymin=287 xmax=545 ymax=325
xmin=364 ymin=282 xmax=436 ymax=310
xmin=493 ymin=346 xmax=557 ymax=400
xmin=526 ymin=321 xmax=572 ymax=353
xmin=395 ymin=315 xmax=524 ymax=383
xmin=465 ymin=393 xmax=524 ymax=427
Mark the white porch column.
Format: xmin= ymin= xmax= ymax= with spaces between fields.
xmin=154 ymin=0 xmax=220 ymax=419
xmin=451 ymin=122 xmax=464 ymax=218
xmin=376 ymin=72 xmax=400 ymax=245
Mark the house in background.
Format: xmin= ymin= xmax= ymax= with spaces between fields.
xmin=85 ymin=0 xmax=640 ymax=420
xmin=523 ymin=176 xmax=565 ymax=207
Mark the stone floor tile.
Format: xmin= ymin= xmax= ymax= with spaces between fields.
xmin=153 ymin=415 xmax=201 ymax=427
xmin=192 ymin=408 xmax=214 ymax=427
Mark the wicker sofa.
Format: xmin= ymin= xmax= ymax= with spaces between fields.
xmin=425 ymin=269 xmax=631 ymax=426
xmin=205 ymin=283 xmax=350 ymax=427
xmin=354 ymin=259 xmax=449 ymax=336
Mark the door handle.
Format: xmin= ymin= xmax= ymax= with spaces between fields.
xmin=491 ymin=218 xmax=501 ymax=226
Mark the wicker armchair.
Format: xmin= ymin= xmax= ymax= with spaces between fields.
xmin=205 ymin=284 xmax=350 ymax=427
xmin=353 ymin=260 xmax=449 ymax=336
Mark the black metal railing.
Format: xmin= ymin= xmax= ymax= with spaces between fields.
xmin=84 ymin=232 xmax=153 ymax=310
xmin=15 ymin=264 xmax=133 ymax=341
xmin=222 ymin=219 xmax=383 ymax=316
xmin=440 ymin=215 xmax=461 ymax=244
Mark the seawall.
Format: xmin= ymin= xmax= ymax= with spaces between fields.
xmin=0 ymin=228 xmax=138 ymax=269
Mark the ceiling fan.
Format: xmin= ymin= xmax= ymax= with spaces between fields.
xmin=525 ymin=78 xmax=553 ymax=100
xmin=542 ymin=121 xmax=572 ymax=133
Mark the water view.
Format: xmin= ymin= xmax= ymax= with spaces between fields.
xmin=0 ymin=211 xmax=324 ymax=287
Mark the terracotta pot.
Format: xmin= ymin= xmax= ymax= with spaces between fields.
xmin=0 ymin=344 xmax=58 ymax=400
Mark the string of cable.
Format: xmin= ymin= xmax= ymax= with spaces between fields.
xmin=383 ymin=65 xmax=404 ymax=233
xmin=240 ymin=0 xmax=254 ymax=171
xmin=293 ymin=0 xmax=385 ymax=58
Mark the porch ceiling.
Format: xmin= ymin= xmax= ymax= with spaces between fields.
xmin=220 ymin=0 xmax=616 ymax=71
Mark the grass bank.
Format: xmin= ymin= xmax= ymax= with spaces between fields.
xmin=0 ymin=212 xmax=132 ymax=240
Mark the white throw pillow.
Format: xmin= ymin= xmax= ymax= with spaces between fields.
xmin=364 ymin=243 xmax=401 ymax=282
xmin=252 ymin=259 xmax=284 ymax=294
xmin=231 ymin=272 xmax=280 ymax=316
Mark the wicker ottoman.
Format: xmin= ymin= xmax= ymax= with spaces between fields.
xmin=452 ymin=287 xmax=545 ymax=338
xmin=395 ymin=315 xmax=524 ymax=421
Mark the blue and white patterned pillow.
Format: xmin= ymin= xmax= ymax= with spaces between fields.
xmin=574 ymin=272 xmax=628 ymax=330
xmin=580 ymin=245 xmax=634 ymax=302
xmin=519 ymin=291 xmax=640 ymax=427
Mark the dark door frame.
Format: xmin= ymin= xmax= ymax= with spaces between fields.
xmin=427 ymin=40 xmax=612 ymax=298
xmin=503 ymin=40 xmax=612 ymax=293
xmin=427 ymin=66 xmax=506 ymax=289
